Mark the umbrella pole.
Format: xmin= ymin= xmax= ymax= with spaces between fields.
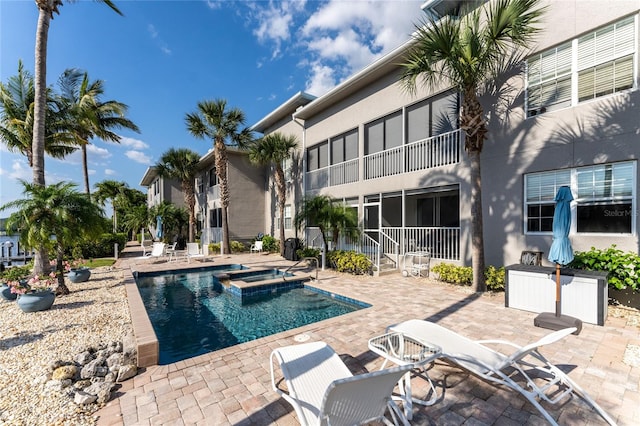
xmin=555 ymin=263 xmax=561 ymax=317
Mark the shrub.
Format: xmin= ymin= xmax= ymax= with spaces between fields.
xmin=208 ymin=242 xmax=220 ymax=254
xmin=327 ymin=250 xmax=372 ymax=275
xmin=431 ymin=263 xmax=505 ymax=291
xmin=230 ymin=240 xmax=245 ymax=253
xmin=484 ymin=265 xmax=506 ymax=291
xmin=0 ymin=265 xmax=32 ymax=283
xmin=432 ymin=263 xmax=472 ymax=285
xmin=296 ymin=247 xmax=321 ymax=260
xmin=260 ymin=235 xmax=279 ymax=253
xmin=570 ymin=245 xmax=640 ymax=292
xmin=71 ymin=233 xmax=127 ymax=259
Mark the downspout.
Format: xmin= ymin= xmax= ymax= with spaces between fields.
xmin=292 ymin=114 xmax=306 ymax=246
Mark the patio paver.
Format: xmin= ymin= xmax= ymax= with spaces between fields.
xmin=96 ymin=247 xmax=640 ymax=425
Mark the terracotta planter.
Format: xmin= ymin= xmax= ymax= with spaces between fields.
xmin=68 ymin=267 xmax=91 ymax=283
xmin=17 ymin=290 xmax=55 ymax=312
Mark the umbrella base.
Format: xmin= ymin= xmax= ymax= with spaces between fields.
xmin=534 ymin=312 xmax=582 ymax=335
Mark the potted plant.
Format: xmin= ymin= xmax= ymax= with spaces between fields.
xmin=8 ymin=272 xmax=57 ymax=312
xmin=66 ymin=259 xmax=91 ymax=283
xmin=0 ymin=265 xmax=31 ymax=301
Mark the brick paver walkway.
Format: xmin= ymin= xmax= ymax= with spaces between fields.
xmin=95 ymin=247 xmax=640 ymax=425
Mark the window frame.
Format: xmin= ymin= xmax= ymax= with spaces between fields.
xmin=524 ymin=161 xmax=636 ymax=235
xmin=525 ymin=15 xmax=637 ymax=117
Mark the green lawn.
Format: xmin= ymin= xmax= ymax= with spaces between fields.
xmin=86 ymin=258 xmax=116 ymax=268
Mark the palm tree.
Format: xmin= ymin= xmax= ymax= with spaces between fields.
xmin=148 ymin=201 xmax=188 ymax=243
xmin=30 ymin=0 xmax=122 ymax=275
xmin=122 ymin=204 xmax=148 ymax=241
xmin=247 ymin=132 xmax=298 ymax=256
xmin=0 ymin=61 xmax=75 ymax=167
xmin=154 ymin=148 xmax=200 ymax=243
xmin=185 ymin=99 xmax=253 ymax=254
xmin=1 ymin=181 xmax=104 ymax=295
xmin=57 ymin=68 xmax=139 ymax=198
xmin=294 ymin=195 xmax=361 ymax=257
xmin=94 ymin=179 xmax=128 ymax=233
xmin=400 ymin=0 xmax=544 ymax=292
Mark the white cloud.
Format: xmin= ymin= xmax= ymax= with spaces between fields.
xmin=252 ymin=1 xmax=307 ymax=58
xmin=126 ymin=150 xmax=153 ymax=165
xmin=9 ymin=159 xmax=31 ymax=181
xmin=105 ymin=169 xmax=117 ymax=176
xmin=251 ymin=0 xmax=422 ymax=96
xmin=116 ymin=136 xmax=150 ymax=150
xmin=87 ymin=144 xmax=112 ymax=160
xmin=147 ymin=23 xmax=172 ymax=55
xmin=305 ymin=62 xmax=336 ymax=97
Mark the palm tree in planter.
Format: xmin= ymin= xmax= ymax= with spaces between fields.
xmin=154 ymin=148 xmax=200 ymax=243
xmin=400 ymin=0 xmax=544 ymax=291
xmin=248 ymin=132 xmax=298 ymax=256
xmin=1 ymin=181 xmax=104 ymax=295
xmin=185 ymin=99 xmax=253 ymax=254
xmin=57 ymin=68 xmax=139 ymax=198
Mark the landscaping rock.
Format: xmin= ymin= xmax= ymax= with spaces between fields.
xmin=51 ymin=365 xmax=77 ymax=381
xmin=74 ymin=391 xmax=98 ymax=405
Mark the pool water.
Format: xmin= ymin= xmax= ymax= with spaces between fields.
xmin=135 ymin=267 xmax=368 ymax=364
xmin=233 ymin=269 xmax=294 ymax=283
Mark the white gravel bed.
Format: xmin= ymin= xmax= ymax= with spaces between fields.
xmin=0 ymin=267 xmax=133 ymax=426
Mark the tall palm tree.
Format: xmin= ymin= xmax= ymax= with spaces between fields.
xmin=154 ymin=148 xmax=200 ymax=243
xmin=0 ymin=61 xmax=75 ymax=168
xmin=185 ymin=99 xmax=253 ymax=254
xmin=148 ymin=201 xmax=188 ymax=243
xmin=1 ymin=181 xmax=104 ymax=295
xmin=122 ymin=204 xmax=148 ymax=241
xmin=294 ymin=195 xmax=333 ymax=256
xmin=94 ymin=179 xmax=128 ymax=233
xmin=31 ymin=0 xmax=122 ymax=275
xmin=400 ymin=0 xmax=545 ymax=292
xmin=57 ymin=68 xmax=139 ymax=198
xmin=248 ymin=132 xmax=298 ymax=256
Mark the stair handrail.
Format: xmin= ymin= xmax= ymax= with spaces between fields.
xmin=284 ymin=256 xmax=319 ymax=281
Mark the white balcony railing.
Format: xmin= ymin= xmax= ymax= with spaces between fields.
xmin=365 ymin=129 xmax=461 ymax=180
xmin=382 ymin=226 xmax=460 ymax=261
xmin=306 ymin=159 xmax=358 ymax=191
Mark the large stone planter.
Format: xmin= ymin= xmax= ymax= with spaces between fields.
xmin=68 ymin=267 xmax=91 ymax=283
xmin=0 ymin=284 xmax=17 ymax=301
xmin=17 ymin=290 xmax=55 ymax=312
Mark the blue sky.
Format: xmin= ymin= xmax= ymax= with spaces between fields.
xmin=0 ymin=0 xmax=423 ymax=213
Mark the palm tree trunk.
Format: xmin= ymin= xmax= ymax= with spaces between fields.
xmin=55 ymin=243 xmax=69 ymax=295
xmin=275 ymin=167 xmax=286 ymax=257
xmin=469 ymin=149 xmax=486 ymax=292
xmin=82 ymin=144 xmax=91 ymax=198
xmin=215 ymin=140 xmax=231 ymax=253
xmin=32 ymin=5 xmax=51 ymax=275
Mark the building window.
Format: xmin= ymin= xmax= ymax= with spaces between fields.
xmin=524 ymin=161 xmax=635 ymax=234
xmin=526 ymin=16 xmax=636 ymax=116
xmin=526 ymin=42 xmax=572 ymax=116
xmin=282 ymin=158 xmax=293 ymax=182
xmin=406 ymin=91 xmax=459 ymax=142
xmin=196 ymin=177 xmax=204 ymax=194
xmin=577 ymin=17 xmax=635 ymax=102
xmin=209 ymin=168 xmax=217 ymax=187
xmin=364 ymin=110 xmax=402 ymax=155
xmin=209 ymin=208 xmax=222 ymax=228
xmin=575 ymin=162 xmax=634 ymax=233
xmin=284 ymin=205 xmax=292 ymax=230
xmin=525 ymin=170 xmax=571 ymax=232
xmin=330 ymin=129 xmax=358 ymax=164
xmin=306 ymin=141 xmax=328 ymax=171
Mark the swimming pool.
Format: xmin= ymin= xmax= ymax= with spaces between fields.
xmin=135 ymin=266 xmax=369 ymax=364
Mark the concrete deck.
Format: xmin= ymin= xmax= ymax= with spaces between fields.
xmin=95 ymin=244 xmax=640 ymax=425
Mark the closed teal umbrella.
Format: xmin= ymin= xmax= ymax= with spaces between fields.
xmin=156 ymin=216 xmax=163 ymax=240
xmin=535 ymin=186 xmax=582 ymax=333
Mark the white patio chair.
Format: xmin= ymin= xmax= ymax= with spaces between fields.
xmin=270 ymin=341 xmax=412 ymax=426
xmin=186 ymin=242 xmax=205 ymax=263
xmin=388 ymin=320 xmax=617 ymax=426
xmin=134 ymin=242 xmax=165 ymax=263
xmin=250 ymin=240 xmax=263 ymax=253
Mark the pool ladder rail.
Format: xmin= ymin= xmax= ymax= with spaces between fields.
xmin=283 ymin=257 xmax=319 ymax=282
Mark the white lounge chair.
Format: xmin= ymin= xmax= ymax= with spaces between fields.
xmin=250 ymin=240 xmax=263 ymax=253
xmin=388 ymin=320 xmax=617 ymax=426
xmin=135 ymin=242 xmax=165 ymax=263
xmin=186 ymin=242 xmax=205 ymax=263
xmin=270 ymin=341 xmax=412 ymax=426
